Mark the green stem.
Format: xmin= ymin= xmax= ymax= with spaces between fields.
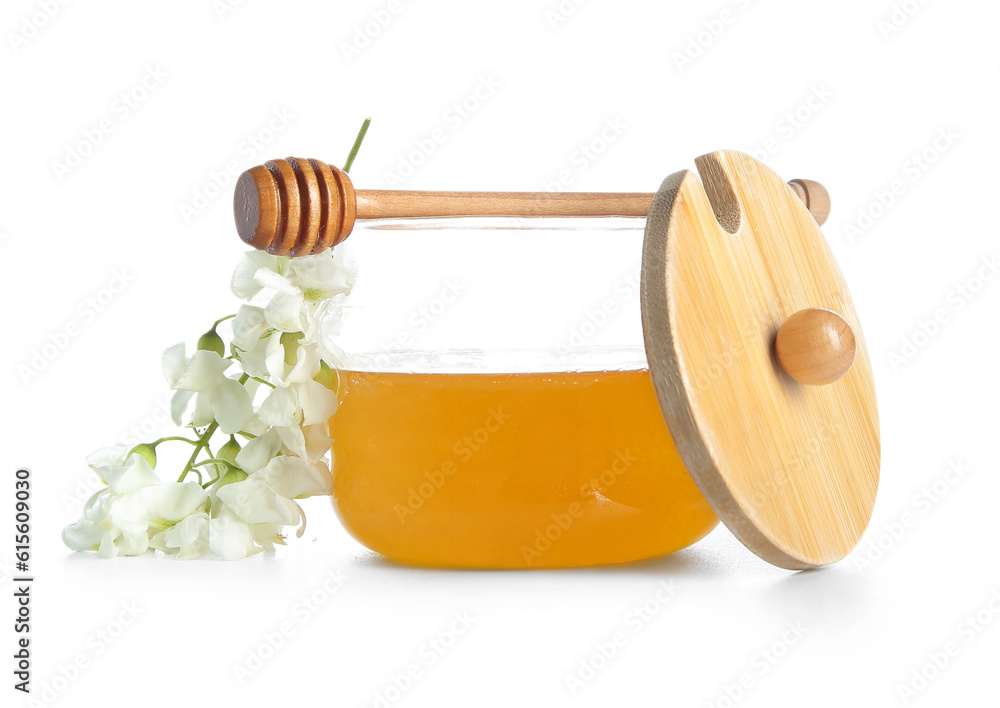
xmin=177 ymin=421 xmax=217 ymax=483
xmin=249 ymin=376 xmax=276 ymax=389
xmin=212 ymin=314 xmax=236 ymax=329
xmin=343 ymin=117 xmax=371 ymax=173
xmin=191 ymin=458 xmax=238 ymax=472
xmin=151 ymin=436 xmax=198 ymax=447
xmin=176 ymin=372 xmax=250 ymax=483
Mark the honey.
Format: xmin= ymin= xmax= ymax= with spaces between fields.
xmin=330 ymin=367 xmax=718 ymax=568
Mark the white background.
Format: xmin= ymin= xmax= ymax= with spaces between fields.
xmin=2 ymin=0 xmax=998 ymax=705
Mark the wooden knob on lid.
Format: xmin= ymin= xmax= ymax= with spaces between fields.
xmin=774 ymin=308 xmax=856 ymax=386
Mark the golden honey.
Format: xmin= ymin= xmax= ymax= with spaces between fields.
xmin=330 ymin=367 xmax=718 ymax=568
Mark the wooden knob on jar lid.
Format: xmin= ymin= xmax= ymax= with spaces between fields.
xmin=774 ymin=308 xmax=856 ymax=386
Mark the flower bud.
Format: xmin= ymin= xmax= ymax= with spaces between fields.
xmin=216 ymin=467 xmax=248 ymax=490
xmin=129 ymin=443 xmax=157 ymax=468
xmin=314 ymin=360 xmax=339 ymax=390
xmin=218 ymin=437 xmax=242 ymax=465
xmin=279 ymin=331 xmax=304 ymax=366
xmin=197 ymin=328 xmax=225 ymax=357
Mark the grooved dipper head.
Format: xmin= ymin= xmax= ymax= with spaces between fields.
xmin=233 ymin=158 xmax=356 ymax=256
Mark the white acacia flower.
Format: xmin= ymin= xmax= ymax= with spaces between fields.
xmin=251 ymin=523 xmax=288 ymax=553
xmin=66 ymin=242 xmax=352 ymax=561
xmin=62 ymin=455 xmax=209 ymax=558
xmin=209 ymin=507 xmax=258 ymax=561
xmin=276 ymin=422 xmax=332 ymax=464
xmin=63 ymin=470 xmax=151 ymax=557
xmin=257 ymin=376 xmax=338 ymax=428
xmin=163 ymin=345 xmax=253 ymax=434
xmin=230 ymin=305 xmax=272 ymax=379
xmin=209 ymin=476 xmax=307 ymax=559
xmin=62 ymin=491 xmax=116 ymax=554
xmin=206 ymin=455 xmax=328 ymax=559
xmin=230 ymin=249 xmax=355 ymax=334
xmin=217 ymin=478 xmax=301 ymax=526
xmin=136 ymin=483 xmax=209 ymax=530
xmin=287 ymin=253 xmax=355 ymax=301
xmin=150 ymin=512 xmax=210 ymax=560
xmin=85 ymin=445 xmax=131 ymax=477
xmin=107 ymin=482 xmax=207 ymax=539
xmin=231 ymin=250 xmax=284 ymax=300
xmin=265 ymin=335 xmax=320 ymax=388
xmin=253 ymin=455 xmax=332 ymax=499
xmin=234 ymin=423 xmax=330 ymax=472
xmin=234 ymin=428 xmax=282 ymax=473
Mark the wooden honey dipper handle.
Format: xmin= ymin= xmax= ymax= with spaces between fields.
xmin=234 ymin=158 xmax=830 ymax=256
xmin=355 ymin=190 xmax=654 ymax=221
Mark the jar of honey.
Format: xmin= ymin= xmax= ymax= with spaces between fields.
xmin=321 ymin=216 xmax=719 ymax=569
xmin=237 ymin=150 xmax=880 ymax=571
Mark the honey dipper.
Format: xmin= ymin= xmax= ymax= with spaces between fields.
xmin=233 ymin=155 xmax=849 ymax=387
xmin=232 ymin=157 xmax=830 ymax=256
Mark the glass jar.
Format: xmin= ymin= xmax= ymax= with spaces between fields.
xmin=319 ymin=216 xmax=719 ymax=568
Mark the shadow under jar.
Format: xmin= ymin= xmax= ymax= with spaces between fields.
xmin=321 ymin=216 xmax=719 ymax=569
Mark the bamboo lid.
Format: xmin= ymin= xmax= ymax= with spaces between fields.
xmin=640 ymin=150 xmax=880 ymax=570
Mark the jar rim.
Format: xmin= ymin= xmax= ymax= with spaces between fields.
xmin=330 ymin=345 xmax=649 ymax=374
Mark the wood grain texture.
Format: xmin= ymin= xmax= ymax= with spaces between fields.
xmin=263 ymin=159 xmax=302 ymax=256
xmin=354 ymin=190 xmax=654 ymax=219
xmin=775 ymin=307 xmax=856 ymax=386
xmin=640 ymin=150 xmax=879 ymax=570
xmin=287 ymin=157 xmax=322 ymax=256
xmin=233 ymin=158 xmax=356 ymax=256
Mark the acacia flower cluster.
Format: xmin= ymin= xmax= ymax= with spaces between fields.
xmin=62 ymin=247 xmax=355 ymax=559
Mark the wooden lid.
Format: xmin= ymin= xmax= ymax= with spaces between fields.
xmin=640 ymin=150 xmax=880 ymax=570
